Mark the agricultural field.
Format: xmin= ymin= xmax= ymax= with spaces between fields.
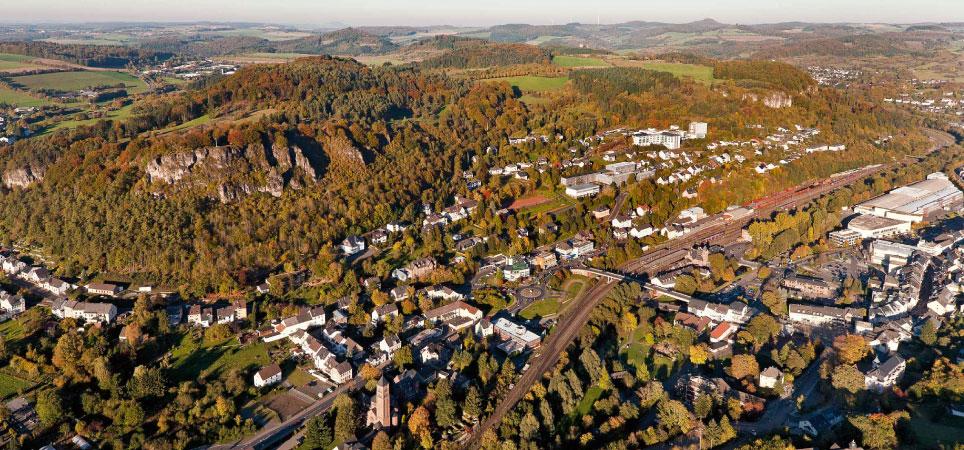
xmin=0 ymin=53 xmax=44 ymax=72
xmin=0 ymin=86 xmax=50 ymax=107
xmin=633 ymin=61 xmax=717 ymax=84
xmin=11 ymin=70 xmax=148 ymax=94
xmin=168 ymin=333 xmax=272 ymax=381
xmin=552 ymin=55 xmax=609 ymax=67
xmin=484 ymin=75 xmax=568 ymax=92
xmin=42 ymin=103 xmax=136 ymax=134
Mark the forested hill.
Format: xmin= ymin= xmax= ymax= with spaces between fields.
xmin=0 ymin=41 xmax=172 ymax=68
xmin=273 ymin=28 xmax=398 ymax=55
xmin=137 ymin=28 xmax=399 ymax=58
xmin=417 ymin=38 xmax=553 ymax=69
xmin=0 ymin=53 xmax=925 ymax=292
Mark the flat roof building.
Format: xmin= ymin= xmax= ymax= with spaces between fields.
xmin=854 ymin=173 xmax=963 ymax=223
xmin=565 ymin=183 xmax=600 ymax=198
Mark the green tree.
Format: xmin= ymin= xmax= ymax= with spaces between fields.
xmin=433 ymin=378 xmax=457 ymax=428
xmin=833 ymin=334 xmax=870 ymax=365
xmin=463 ymin=385 xmax=482 ymax=420
xmin=849 ymin=411 xmax=908 ymax=450
xmin=333 ymin=394 xmax=357 ymax=445
xmin=300 ymin=414 xmax=333 ymax=450
xmin=36 ymin=390 xmax=63 ymax=427
xmin=831 ymin=364 xmax=865 ymax=394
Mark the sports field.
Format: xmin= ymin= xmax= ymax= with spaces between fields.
xmin=11 ymin=70 xmax=148 ymax=93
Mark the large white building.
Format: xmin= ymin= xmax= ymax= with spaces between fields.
xmin=52 ymin=299 xmax=117 ymax=324
xmin=869 ymin=240 xmax=918 ymax=268
xmin=633 ymin=130 xmax=683 ymax=149
xmin=854 ymin=173 xmax=963 ymax=223
xmin=565 ymin=183 xmax=600 ymax=198
xmin=844 ymin=214 xmax=912 ymax=239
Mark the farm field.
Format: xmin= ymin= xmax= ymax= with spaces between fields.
xmin=0 ymin=86 xmax=50 ymax=107
xmin=0 ymin=53 xmax=44 ymax=72
xmin=169 ymin=333 xmax=271 ymax=381
xmin=484 ymin=75 xmax=568 ymax=92
xmin=11 ymin=70 xmax=148 ymax=94
xmin=42 ymin=104 xmax=136 ymax=134
xmin=635 ymin=61 xmax=717 ymax=84
xmin=552 ymin=55 xmax=609 ymax=67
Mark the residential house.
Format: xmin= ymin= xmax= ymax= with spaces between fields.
xmin=254 ymin=364 xmax=282 ymax=388
xmin=85 ymin=283 xmax=122 ymax=297
xmin=423 ymin=300 xmax=483 ymax=331
xmin=341 ymin=236 xmax=366 ymax=256
xmin=51 ymin=299 xmax=117 ymax=323
xmin=759 ymin=366 xmax=784 ymax=389
xmin=864 ymin=355 xmax=905 ymax=391
xmin=371 ymin=303 xmax=399 ymax=325
xmin=0 ymin=292 xmax=25 ymax=315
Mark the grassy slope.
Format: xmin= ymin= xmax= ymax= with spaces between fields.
xmin=553 ymin=55 xmax=609 ymax=67
xmin=169 ymin=333 xmax=271 ymax=381
xmin=0 ymin=86 xmax=50 ymax=107
xmin=484 ymin=75 xmax=568 ymax=92
xmin=635 ymin=61 xmax=716 ymax=84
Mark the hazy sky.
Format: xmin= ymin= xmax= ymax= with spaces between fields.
xmin=4 ymin=0 xmax=962 ymax=26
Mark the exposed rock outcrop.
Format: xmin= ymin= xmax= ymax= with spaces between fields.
xmin=2 ymin=165 xmax=44 ymax=189
xmin=144 ymin=143 xmax=323 ymax=202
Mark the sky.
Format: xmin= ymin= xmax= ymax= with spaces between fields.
xmin=3 ymin=0 xmax=963 ymax=27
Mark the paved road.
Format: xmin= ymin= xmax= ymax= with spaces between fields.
xmin=203 ymin=375 xmax=365 ymax=450
xmin=731 ymin=350 xmax=831 ymax=443
xmin=462 ymin=279 xmax=618 ymax=449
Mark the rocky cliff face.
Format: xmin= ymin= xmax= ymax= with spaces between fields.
xmin=741 ymin=91 xmax=793 ymax=108
xmin=2 ymin=165 xmax=44 ymax=189
xmin=145 ymin=143 xmax=324 ymax=202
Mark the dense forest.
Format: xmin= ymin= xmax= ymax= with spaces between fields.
xmin=0 ymin=42 xmax=171 ymax=68
xmin=418 ymin=40 xmax=553 ymax=69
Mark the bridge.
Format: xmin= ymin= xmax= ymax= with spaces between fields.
xmin=570 ymin=267 xmax=694 ymax=303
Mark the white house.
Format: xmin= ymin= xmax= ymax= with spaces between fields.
xmin=254 ymin=363 xmax=282 ymax=388
xmin=341 ymin=236 xmax=366 ymax=256
xmin=864 ymin=355 xmax=905 ymax=391
xmin=759 ymin=366 xmax=784 ymax=389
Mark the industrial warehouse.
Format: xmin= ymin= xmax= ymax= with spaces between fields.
xmin=854 ymin=172 xmax=963 ymax=222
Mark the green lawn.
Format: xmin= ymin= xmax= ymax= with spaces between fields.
xmin=553 ymin=55 xmax=609 ymax=67
xmin=908 ymin=402 xmax=964 ymax=447
xmin=0 ymin=320 xmax=25 ymax=344
xmin=154 ymin=113 xmax=213 ymax=135
xmin=169 ymin=333 xmax=271 ymax=381
xmin=519 ymin=298 xmax=561 ymax=320
xmin=636 ymin=62 xmax=716 ymax=84
xmin=0 ymin=86 xmax=50 ymax=107
xmin=572 ymin=386 xmax=604 ymax=417
xmin=484 ymin=76 xmax=568 ymax=92
xmin=11 ymin=70 xmax=148 ymax=94
xmin=0 ymin=371 xmax=34 ymax=399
